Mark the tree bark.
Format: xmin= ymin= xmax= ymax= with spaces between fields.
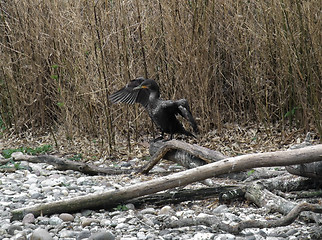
xmin=126 ymin=186 xmax=237 ymax=207
xmin=141 ymin=139 xmax=226 ymax=173
xmin=286 ymin=161 xmax=322 ymax=179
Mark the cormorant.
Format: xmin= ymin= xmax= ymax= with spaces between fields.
xmin=109 ymin=77 xmax=199 ymax=139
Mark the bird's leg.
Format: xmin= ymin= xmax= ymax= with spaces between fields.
xmin=153 ymin=132 xmax=164 ymax=142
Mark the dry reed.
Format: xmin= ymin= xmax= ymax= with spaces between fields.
xmin=0 ymin=0 xmax=321 ymax=153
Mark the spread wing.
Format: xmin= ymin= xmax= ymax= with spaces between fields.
xmin=109 ymin=78 xmax=150 ymax=107
xmin=176 ymin=99 xmax=199 ymax=134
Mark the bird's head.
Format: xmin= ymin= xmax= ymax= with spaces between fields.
xmin=133 ymin=79 xmax=160 ymax=93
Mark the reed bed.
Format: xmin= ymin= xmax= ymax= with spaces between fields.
xmin=0 ymin=0 xmax=321 ymax=153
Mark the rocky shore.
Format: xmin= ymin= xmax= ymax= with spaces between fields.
xmin=1 ymin=154 xmax=321 ymax=240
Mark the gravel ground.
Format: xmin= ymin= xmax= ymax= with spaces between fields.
xmin=1 ymin=126 xmax=321 ymax=240
xmin=1 ymin=154 xmax=321 ymax=240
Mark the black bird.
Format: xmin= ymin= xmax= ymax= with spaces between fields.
xmin=109 ymin=77 xmax=199 ymax=139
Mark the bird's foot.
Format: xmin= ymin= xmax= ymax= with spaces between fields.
xmin=152 ymin=135 xmax=164 ymax=142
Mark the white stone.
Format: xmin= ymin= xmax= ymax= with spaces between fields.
xmin=196 ymin=213 xmax=213 ymax=219
xmin=115 ymin=223 xmax=129 ymax=229
xmin=158 ymin=205 xmax=172 ymax=215
xmin=193 ymin=232 xmax=216 ymax=240
xmin=41 ymin=178 xmax=60 ymax=187
xmin=136 ymin=231 xmax=146 ymax=240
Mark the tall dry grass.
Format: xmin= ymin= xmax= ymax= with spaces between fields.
xmin=0 ymin=0 xmax=321 ymax=152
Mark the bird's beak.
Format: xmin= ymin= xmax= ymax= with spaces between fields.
xmin=133 ymin=85 xmax=148 ymax=90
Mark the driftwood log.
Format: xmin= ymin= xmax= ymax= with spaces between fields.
xmin=125 ymin=186 xmax=238 ymax=207
xmin=163 ymin=201 xmax=322 ymax=234
xmin=284 ymin=132 xmax=322 ymax=179
xmin=286 ymin=162 xmax=322 ymax=179
xmin=148 ymin=139 xmax=226 ymax=167
xmin=164 ymin=181 xmax=322 ymax=234
xmin=245 ymin=182 xmax=322 ymax=223
xmin=8 ymin=152 xmax=132 ymax=175
xmin=140 ymin=140 xmax=226 ymax=173
xmin=11 ymin=144 xmax=322 ymax=221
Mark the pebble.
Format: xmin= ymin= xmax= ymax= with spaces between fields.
xmin=8 ymin=224 xmax=22 ymax=235
xmin=1 ymin=157 xmax=321 ymax=240
xmin=77 ymin=230 xmax=91 ymax=239
xmin=140 ymin=207 xmax=157 ymax=215
xmin=59 ymin=213 xmax=75 ymax=222
xmin=159 ymin=205 xmax=172 ymax=215
xmin=81 ymin=218 xmax=99 ymax=227
xmin=213 ymin=204 xmax=228 ymax=213
xmin=195 ymin=232 xmax=216 ymax=239
xmin=30 ymin=228 xmax=53 ymax=240
xmin=88 ymin=230 xmax=115 ymax=240
xmin=22 ymin=213 xmax=35 ymax=224
xmin=49 ymin=216 xmax=63 ymax=225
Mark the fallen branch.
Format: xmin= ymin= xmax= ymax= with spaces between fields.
xmin=126 ymin=186 xmax=238 ymax=207
xmin=11 ymin=144 xmax=322 ymax=220
xmin=286 ymin=161 xmax=322 ymax=179
xmin=245 ymin=182 xmax=296 ymax=214
xmin=163 ymin=202 xmax=322 ymax=234
xmin=245 ymin=181 xmax=322 ymax=223
xmin=10 ymin=153 xmax=132 ymax=175
xmin=141 ymin=139 xmax=226 ymax=173
xmin=225 ymin=202 xmax=322 ymax=233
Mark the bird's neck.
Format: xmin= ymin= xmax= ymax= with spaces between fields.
xmin=149 ymin=91 xmax=160 ymax=102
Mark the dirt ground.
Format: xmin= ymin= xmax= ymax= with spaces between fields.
xmin=1 ymin=122 xmax=320 ymax=163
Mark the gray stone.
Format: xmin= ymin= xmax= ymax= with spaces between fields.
xmin=125 ymin=203 xmax=135 ymax=210
xmin=30 ymin=192 xmax=44 ymax=199
xmin=223 ymin=212 xmax=240 ymax=222
xmin=146 ymin=233 xmax=158 ymax=239
xmin=257 ymin=230 xmax=267 ymax=237
xmin=88 ymin=231 xmax=115 ymax=240
xmin=41 ymin=178 xmax=60 ymax=187
xmin=81 ymin=218 xmax=99 ymax=227
xmin=158 ymin=205 xmax=172 ymax=215
xmin=77 ymin=230 xmax=91 ymax=240
xmin=136 ymin=231 xmax=146 ymax=240
xmin=121 ymin=162 xmax=131 ymax=167
xmin=213 ymin=233 xmax=235 ymax=240
xmin=286 ymin=229 xmax=298 ymax=236
xmin=1 ymin=222 xmax=11 ymax=231
xmin=8 ymin=224 xmax=22 ymax=235
xmin=81 ymin=209 xmax=93 ymax=217
xmin=213 ymin=205 xmax=228 ymax=213
xmin=109 ymin=211 xmax=121 ymax=217
xmin=100 ymin=218 xmax=111 ymax=226
xmin=0 ymin=228 xmax=7 ymax=236
xmin=37 ymin=217 xmax=49 ymax=225
xmin=115 ymin=222 xmax=130 ymax=229
xmin=244 ymin=235 xmax=256 ymax=240
xmin=22 ymin=213 xmax=35 ymax=224
xmin=59 ymin=229 xmax=76 ymax=238
xmin=30 ymin=229 xmax=53 ymax=240
xmin=59 ymin=213 xmax=75 ymax=222
xmin=150 ymin=166 xmax=166 ymax=173
xmin=140 ymin=208 xmax=156 ymax=215
xmin=13 ymin=232 xmax=27 ymax=240
xmin=49 ymin=216 xmax=63 ymax=225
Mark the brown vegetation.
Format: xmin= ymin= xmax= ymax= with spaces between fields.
xmin=0 ymin=0 xmax=321 ymax=153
